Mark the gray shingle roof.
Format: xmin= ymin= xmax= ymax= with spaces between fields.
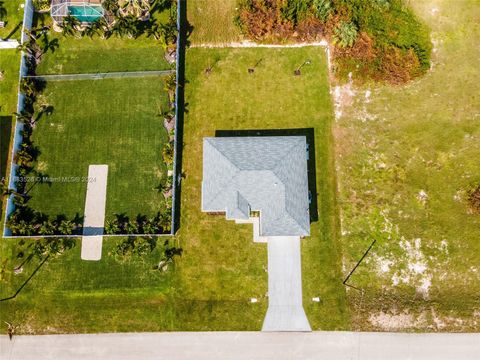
xmin=202 ymin=136 xmax=310 ymax=236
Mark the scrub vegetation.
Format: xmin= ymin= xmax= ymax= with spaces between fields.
xmin=235 ymin=0 xmax=432 ymax=83
xmin=187 ymin=0 xmax=242 ymax=44
xmin=335 ymin=0 xmax=480 ymax=331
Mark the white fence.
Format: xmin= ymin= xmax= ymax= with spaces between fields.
xmin=3 ymin=0 xmax=34 ymax=236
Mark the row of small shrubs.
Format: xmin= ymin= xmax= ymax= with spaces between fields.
xmin=105 ymin=212 xmax=172 ymax=235
xmin=235 ymin=0 xmax=432 ymax=83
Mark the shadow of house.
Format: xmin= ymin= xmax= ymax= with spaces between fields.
xmin=214 ymin=128 xmax=319 ymax=223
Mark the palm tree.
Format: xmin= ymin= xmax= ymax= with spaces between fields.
xmin=61 ymin=15 xmax=80 ymax=37
xmin=313 ymin=0 xmax=333 ymax=21
xmin=102 ymin=0 xmax=119 ymax=14
xmin=14 ymin=110 xmax=35 ymax=126
xmin=41 ymin=34 xmax=59 ymax=54
xmin=81 ymin=23 xmax=98 ymax=38
xmin=162 ymin=142 xmax=174 ymax=165
xmin=39 ymin=221 xmax=55 ymax=235
xmin=333 ymin=21 xmax=358 ymax=48
xmin=119 ymin=0 xmax=151 ymax=19
xmin=143 ymin=220 xmax=157 ymax=234
xmin=58 ymin=220 xmax=76 ymax=235
xmin=20 ymin=78 xmax=39 ymax=97
xmin=113 ymin=14 xmax=139 ymax=38
xmin=125 ymin=221 xmax=139 ymax=234
xmin=23 ymin=29 xmax=38 ymax=42
xmin=14 ymin=145 xmax=34 ymax=168
xmin=105 ymin=219 xmax=120 ymax=234
xmin=16 ymin=40 xmax=38 ymax=59
xmin=11 ymin=220 xmax=34 ymax=236
xmin=0 ymin=1 xmax=7 ymax=19
xmin=146 ymin=23 xmax=162 ymax=41
xmin=1 ymin=185 xmax=25 ymax=201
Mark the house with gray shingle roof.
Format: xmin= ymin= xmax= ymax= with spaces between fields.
xmin=201 ymin=136 xmax=310 ymax=237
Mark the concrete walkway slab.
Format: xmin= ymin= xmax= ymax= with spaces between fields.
xmin=81 ymin=165 xmax=108 ymax=261
xmin=262 ymin=236 xmax=311 ymax=331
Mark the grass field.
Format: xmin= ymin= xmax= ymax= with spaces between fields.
xmin=0 ymin=237 xmax=179 ymax=333
xmin=335 ymin=0 xmax=480 ymax=331
xmin=0 ymin=0 xmax=24 ymax=40
xmin=35 ymin=37 xmax=172 ymax=75
xmin=0 ymin=50 xmax=20 ymax=224
xmin=0 ymin=47 xmax=348 ymax=333
xmin=26 ymin=77 xmax=170 ymax=220
xmin=34 ymin=10 xmax=173 ymax=75
xmin=176 ymin=47 xmax=348 ymax=330
xmin=0 ymin=50 xmax=20 ymax=116
xmin=187 ymin=0 xmax=242 ymax=44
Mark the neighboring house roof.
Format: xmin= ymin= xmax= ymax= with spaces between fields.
xmin=202 ymin=136 xmax=310 ymax=236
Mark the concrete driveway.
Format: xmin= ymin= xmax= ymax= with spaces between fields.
xmin=262 ymin=236 xmax=311 ymax=331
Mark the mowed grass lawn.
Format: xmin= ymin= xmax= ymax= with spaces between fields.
xmin=335 ymin=0 xmax=480 ymax=331
xmin=0 ymin=0 xmax=24 ymax=40
xmin=175 ymin=47 xmax=349 ymax=330
xmin=0 ymin=47 xmax=348 ymax=333
xmin=27 ymin=77 xmax=169 ymax=221
xmin=0 ymin=50 xmax=20 ymax=117
xmin=0 ymin=50 xmax=20 ymax=223
xmin=0 ymin=237 xmax=179 ymax=333
xmin=34 ymin=12 xmax=173 ymax=74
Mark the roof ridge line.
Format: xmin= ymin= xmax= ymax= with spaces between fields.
xmin=274 ymin=138 xmax=304 ymax=168
xmin=271 ymin=139 xmax=310 ymax=234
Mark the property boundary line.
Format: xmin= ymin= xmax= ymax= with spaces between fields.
xmin=191 ymin=40 xmax=332 ymax=72
xmin=2 ymin=234 xmax=172 ymax=239
xmin=2 ymin=0 xmax=180 ymax=238
xmin=24 ymin=70 xmax=174 ymax=81
xmin=2 ymin=0 xmax=34 ymax=237
xmin=170 ymin=0 xmax=185 ymax=235
xmin=191 ymin=40 xmax=329 ymax=48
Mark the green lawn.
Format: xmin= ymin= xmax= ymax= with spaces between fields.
xmin=176 ymin=47 xmax=349 ymax=330
xmin=187 ymin=0 xmax=242 ymax=44
xmin=0 ymin=237 xmax=179 ymax=333
xmin=0 ymin=47 xmax=348 ymax=333
xmin=36 ymin=36 xmax=172 ymax=75
xmin=0 ymin=50 xmax=20 ymax=116
xmin=0 ymin=0 xmax=24 ymax=40
xmin=34 ymin=11 xmax=173 ymax=74
xmin=27 ymin=77 xmax=170 ymax=221
xmin=0 ymin=50 xmax=20 ymax=225
xmin=335 ymin=0 xmax=480 ymax=331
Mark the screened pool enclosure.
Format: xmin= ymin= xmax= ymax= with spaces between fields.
xmin=51 ymin=0 xmax=105 ymax=24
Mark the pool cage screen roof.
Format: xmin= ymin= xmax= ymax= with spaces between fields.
xmin=51 ymin=1 xmax=105 ymax=23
